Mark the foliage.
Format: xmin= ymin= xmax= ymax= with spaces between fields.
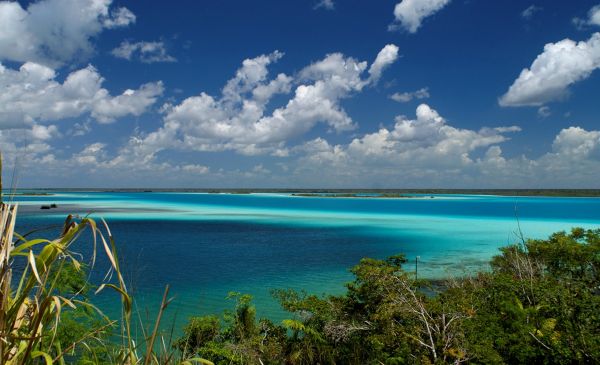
xmin=1 ymin=201 xmax=123 ymax=364
xmin=176 ymin=229 xmax=600 ymax=364
xmin=176 ymin=315 xmax=220 ymax=358
xmin=174 ymin=293 xmax=287 ymax=365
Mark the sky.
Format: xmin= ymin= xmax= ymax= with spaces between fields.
xmin=1 ymin=0 xmax=600 ymax=188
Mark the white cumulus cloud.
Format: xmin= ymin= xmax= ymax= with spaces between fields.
xmin=390 ymin=0 xmax=451 ymax=33
xmin=0 ymin=62 xmax=163 ymax=128
xmin=120 ymin=45 xmax=399 ymax=161
xmin=8 ymin=112 xmax=600 ymax=188
xmin=368 ymin=44 xmax=400 ymax=83
xmin=346 ymin=104 xmax=515 ymax=161
xmin=91 ymin=81 xmax=165 ymax=123
xmin=573 ymin=4 xmax=600 ymax=29
xmin=590 ymin=5 xmax=600 ymax=26
xmin=102 ymin=6 xmax=136 ymax=28
xmin=292 ymin=103 xmax=526 ymax=187
xmin=552 ymin=126 xmax=600 ymax=158
xmin=0 ymin=0 xmax=135 ymax=67
xmin=499 ymin=32 xmax=600 ymax=107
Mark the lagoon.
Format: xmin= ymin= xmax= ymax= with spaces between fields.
xmin=10 ymin=192 xmax=600 ymax=325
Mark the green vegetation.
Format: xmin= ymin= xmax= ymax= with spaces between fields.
xmin=173 ymin=229 xmax=600 ymax=364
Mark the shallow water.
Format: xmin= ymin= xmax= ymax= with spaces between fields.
xmin=10 ymin=192 xmax=600 ymax=327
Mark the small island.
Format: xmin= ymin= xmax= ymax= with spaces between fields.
xmin=290 ymin=192 xmax=431 ymax=198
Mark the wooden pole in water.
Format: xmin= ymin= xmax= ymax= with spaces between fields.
xmin=415 ymin=256 xmax=419 ymax=281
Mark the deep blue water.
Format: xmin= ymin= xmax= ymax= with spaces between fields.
xmin=9 ymin=192 xmax=600 ymax=329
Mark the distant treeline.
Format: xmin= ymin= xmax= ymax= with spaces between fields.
xmin=290 ymin=192 xmax=427 ymax=198
xmin=5 ymin=188 xmax=600 ymax=197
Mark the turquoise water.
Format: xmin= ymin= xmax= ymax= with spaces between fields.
xmin=10 ymin=192 xmax=600 ymax=327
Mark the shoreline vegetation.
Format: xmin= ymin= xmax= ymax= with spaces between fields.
xmin=4 ymin=188 xmax=600 ymax=197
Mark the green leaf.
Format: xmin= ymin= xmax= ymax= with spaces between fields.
xmin=32 ymin=350 xmax=54 ymax=365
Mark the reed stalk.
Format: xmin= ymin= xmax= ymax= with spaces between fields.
xmin=0 ymin=152 xmax=212 ymax=364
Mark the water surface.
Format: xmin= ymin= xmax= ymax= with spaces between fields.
xmin=10 ymin=192 xmax=600 ymax=326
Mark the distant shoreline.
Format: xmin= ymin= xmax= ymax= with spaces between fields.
xmin=290 ymin=193 xmax=434 ymax=199
xmin=4 ymin=188 xmax=600 ymax=197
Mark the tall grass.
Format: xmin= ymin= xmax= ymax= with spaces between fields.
xmin=0 ymin=154 xmax=211 ymax=364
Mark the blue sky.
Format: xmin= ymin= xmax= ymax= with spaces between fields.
xmin=1 ymin=0 xmax=600 ymax=188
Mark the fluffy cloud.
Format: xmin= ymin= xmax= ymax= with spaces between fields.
xmin=112 ymin=40 xmax=176 ymax=63
xmin=102 ymin=6 xmax=136 ymax=28
xmin=390 ymin=0 xmax=451 ymax=33
xmin=91 ymin=82 xmax=165 ymax=123
xmin=390 ymin=87 xmax=430 ymax=102
xmin=573 ymin=5 xmax=600 ymax=29
xmin=8 ymin=113 xmax=600 ymax=189
xmin=368 ymin=44 xmax=400 ymax=83
xmin=0 ymin=124 xmax=59 ymax=144
xmin=288 ymin=104 xmax=526 ymax=186
xmin=345 ymin=104 xmax=517 ymax=163
xmin=73 ymin=142 xmax=107 ymax=165
xmin=551 ymin=126 xmax=600 ymax=159
xmin=513 ymin=126 xmax=600 ymax=185
xmin=499 ymin=32 xmax=600 ymax=107
xmin=120 ymin=45 xmax=398 ymax=161
xmin=590 ymin=5 xmax=600 ymax=26
xmin=0 ymin=0 xmax=135 ymax=67
xmin=0 ymin=62 xmax=163 ymax=128
xmin=0 ymin=124 xmax=59 ymax=176
xmin=290 ymin=107 xmax=600 ymax=188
